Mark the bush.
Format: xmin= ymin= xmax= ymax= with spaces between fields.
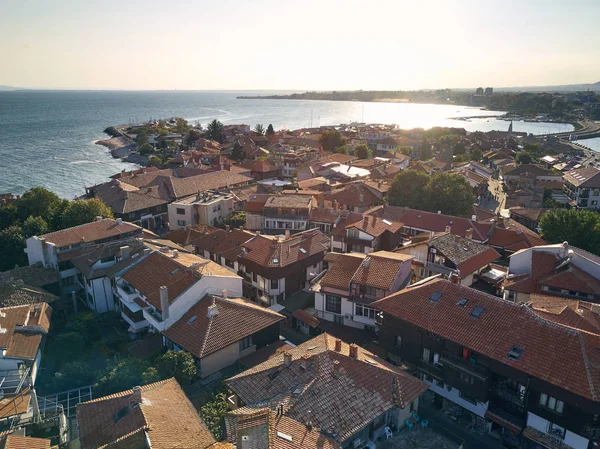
xmin=154 ymin=350 xmax=197 ymax=386
xmin=95 ymin=358 xmax=156 ymax=396
xmin=51 ymin=332 xmax=86 ymax=362
xmin=199 ymin=388 xmax=229 ymax=439
xmin=53 ymin=361 xmax=98 ymax=391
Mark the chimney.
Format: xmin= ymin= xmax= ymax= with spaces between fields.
xmin=465 ymin=228 xmax=473 ymax=240
xmin=116 ymin=218 xmax=123 ymax=224
xmin=301 ymin=354 xmax=311 ymax=369
xmin=445 ymin=225 xmax=451 ymax=233
xmin=333 ymin=199 xmax=339 ymax=210
xmin=285 ymin=229 xmax=291 ymax=240
xmin=437 ymin=210 xmax=441 ymax=214
xmin=359 ymin=193 xmax=364 ymax=203
xmin=283 ymin=351 xmax=292 ymax=367
xmin=256 ymin=230 xmax=260 ymax=236
xmin=333 ymin=360 xmax=340 ymax=377
xmin=172 ymin=249 xmax=178 ymax=258
xmin=222 ymin=289 xmax=228 ymax=299
xmin=119 ymin=245 xmax=130 ymax=259
xmin=207 ymin=297 xmax=219 ymax=318
xmin=349 ymin=344 xmax=358 ymax=359
xmin=241 ymin=435 xmax=250 ymax=449
xmin=132 ymin=386 xmax=142 ymax=404
xmin=160 ymin=286 xmax=169 ymax=321
xmin=471 ymin=214 xmax=477 ymax=221
xmin=96 ymin=216 xmax=103 ymax=221
xmin=306 ymin=410 xmax=313 ymax=429
xmin=240 ymin=226 xmax=244 ymax=231
xmin=226 ymin=225 xmax=230 ymax=232
xmin=334 ymin=339 xmax=342 ymax=352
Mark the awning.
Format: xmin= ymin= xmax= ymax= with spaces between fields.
xmin=292 ymin=309 xmax=320 ymax=327
xmin=268 ymin=304 xmax=285 ymax=313
xmin=522 ymin=427 xmax=575 ymax=449
xmin=484 ymin=410 xmax=523 ymax=434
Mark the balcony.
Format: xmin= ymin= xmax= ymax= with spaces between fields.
xmin=440 ymin=352 xmax=488 ymax=380
xmin=143 ymin=308 xmax=166 ymax=332
xmin=115 ymin=282 xmax=138 ymax=303
xmin=492 ymin=382 xmax=526 ymax=406
xmin=425 ymin=261 xmax=455 ymax=277
xmin=419 ymin=360 xmax=443 ymax=379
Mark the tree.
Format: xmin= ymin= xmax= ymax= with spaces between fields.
xmin=253 ymin=124 xmax=265 ymax=135
xmin=154 ymin=350 xmax=197 ymax=386
xmin=516 ymin=152 xmax=533 ymax=164
xmin=16 ymin=187 xmax=62 ymax=222
xmin=319 ymin=130 xmax=346 ymax=152
xmin=62 ymin=198 xmax=113 ymax=228
xmin=148 ymin=156 xmax=163 ymax=168
xmin=387 ymin=171 xmax=430 ymax=209
xmin=138 ymin=143 xmax=154 ymax=156
xmin=470 ymin=148 xmax=483 ymax=161
xmin=0 ymin=226 xmax=27 ymax=270
xmin=539 ymin=209 xmax=600 ymax=255
xmin=335 ymin=145 xmax=348 ymax=154
xmin=355 ymin=144 xmax=371 ymax=159
xmin=199 ymin=388 xmax=229 ymax=438
xmin=51 ymin=332 xmax=86 ymax=363
xmin=206 ymin=119 xmax=224 ymax=143
xmin=95 ymin=358 xmax=157 ymax=396
xmin=230 ymin=141 xmax=245 ymax=161
xmin=22 ymin=216 xmax=49 ymax=238
xmin=0 ymin=205 xmax=18 ymax=231
xmin=184 ymin=129 xmax=201 ymax=147
xmin=426 ymin=172 xmax=475 ymax=217
xmin=399 ymin=146 xmax=412 ymax=157
xmin=265 ymin=124 xmax=275 ymax=136
xmin=53 ymin=361 xmax=97 ymax=392
xmin=135 ymin=132 xmax=149 ymax=147
xmin=225 ymin=211 xmax=246 ymax=228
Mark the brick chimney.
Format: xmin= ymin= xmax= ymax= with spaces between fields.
xmin=119 ymin=245 xmax=130 ymax=259
xmin=301 ymin=354 xmax=311 ymax=369
xmin=349 ymin=344 xmax=358 ymax=359
xmin=334 ymin=339 xmax=342 ymax=352
xmin=445 ymin=225 xmax=451 ymax=233
xmin=333 ymin=360 xmax=340 ymax=377
xmin=132 ymin=386 xmax=142 ymax=404
xmin=222 ymin=289 xmax=228 ymax=299
xmin=465 ymin=228 xmax=473 ymax=240
xmin=160 ymin=286 xmax=169 ymax=321
xmin=283 ymin=351 xmax=292 ymax=367
xmin=207 ymin=296 xmax=219 ymax=318
xmin=285 ymin=230 xmax=291 ymax=240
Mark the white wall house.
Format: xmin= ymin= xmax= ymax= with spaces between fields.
xmin=168 ymin=192 xmax=234 ymax=230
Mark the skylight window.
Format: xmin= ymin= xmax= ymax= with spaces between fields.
xmin=170 ymin=268 xmax=180 ymax=275
xmin=470 ymin=306 xmax=485 ymax=318
xmin=299 ymin=248 xmax=307 ymax=254
xmin=187 ymin=315 xmax=197 ymax=324
xmin=272 ymin=258 xmax=279 ymax=264
xmin=457 ymin=298 xmax=468 ymax=307
xmin=277 ymin=432 xmax=293 ymax=442
xmin=508 ymin=346 xmax=524 ymax=361
xmin=429 ymin=291 xmax=442 ymax=303
xmin=382 ymin=219 xmax=392 ymax=225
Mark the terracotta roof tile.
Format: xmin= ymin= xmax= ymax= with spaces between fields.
xmin=373 ymin=279 xmax=600 ymax=401
xmin=292 ymin=309 xmax=320 ymax=328
xmin=324 ymin=183 xmax=379 ymax=208
xmin=77 ymin=378 xmax=216 ymax=449
xmin=351 ymin=251 xmax=413 ymax=291
xmin=39 ymin=219 xmax=142 ymax=248
xmin=321 ymin=253 xmax=366 ymax=290
xmin=163 ymin=295 xmax=284 ymax=358
xmin=226 ymin=334 xmax=427 ymax=443
xmin=0 ymin=435 xmax=51 ymax=449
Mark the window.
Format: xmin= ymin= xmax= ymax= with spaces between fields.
xmin=271 ymin=279 xmax=278 ymax=290
xmin=594 ymin=189 xmax=600 ymax=197
xmin=459 ymin=391 xmax=477 ymax=405
xmin=592 ymin=200 xmax=598 ymax=206
xmin=176 ymin=208 xmax=185 ymax=215
xmin=395 ymin=335 xmax=402 ymax=348
xmin=422 ymin=348 xmax=431 ymax=363
xmin=547 ymin=422 xmax=566 ymax=439
xmin=325 ymin=295 xmax=341 ymax=314
xmin=239 ymin=336 xmax=253 ymax=351
xmin=100 ymin=256 xmax=114 ymax=264
xmin=347 ymin=229 xmax=360 ymax=238
xmin=539 ymin=393 xmax=564 ymax=414
xmin=459 ymin=371 xmax=475 ymax=385
xmin=355 ymin=304 xmax=376 ymax=319
xmin=177 ymin=220 xmax=186 ymax=226
xmin=252 ymin=272 xmax=257 ymax=282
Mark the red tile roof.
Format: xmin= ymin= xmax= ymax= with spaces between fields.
xmin=292 ymin=309 xmax=320 ymax=328
xmin=0 ymin=304 xmax=51 ymax=360
xmin=163 ymin=295 xmax=284 ymax=358
xmin=39 ymin=219 xmax=141 ymax=248
xmin=351 ymin=251 xmax=413 ymax=291
xmin=324 ymin=183 xmax=379 ymax=208
xmin=373 ymin=278 xmax=600 ymax=401
xmin=0 ymin=435 xmax=51 ymax=449
xmin=321 ymin=253 xmax=366 ymax=290
xmin=77 ymin=378 xmax=217 ymax=449
xmin=226 ymin=334 xmax=427 ymax=443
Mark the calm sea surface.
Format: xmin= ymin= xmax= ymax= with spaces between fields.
xmin=0 ymin=90 xmax=576 ymax=198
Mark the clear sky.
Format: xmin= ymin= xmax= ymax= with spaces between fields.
xmin=1 ymin=0 xmax=598 ymax=91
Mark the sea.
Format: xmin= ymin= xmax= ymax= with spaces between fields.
xmin=0 ymin=90 xmax=582 ymax=199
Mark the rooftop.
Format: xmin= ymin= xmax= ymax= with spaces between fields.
xmin=37 ymin=218 xmax=141 ymax=248
xmin=564 ymin=166 xmax=600 ymax=188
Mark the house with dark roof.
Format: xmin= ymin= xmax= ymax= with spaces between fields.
xmin=262 ymin=195 xmax=316 ymax=235
xmin=503 ymin=242 xmax=600 ymax=304
xmin=312 ymin=251 xmax=413 ymax=331
xmin=163 ymin=293 xmax=284 ymax=377
xmin=238 ymin=229 xmax=330 ymax=306
xmin=115 ymin=249 xmax=242 ymax=335
xmin=324 ymin=183 xmax=380 ymax=214
xmin=509 ymin=207 xmax=548 ymax=231
xmin=225 ymin=334 xmax=428 ymax=447
xmin=192 ymin=228 xmax=255 ymax=273
xmin=374 ymin=278 xmax=600 ymax=449
xmin=563 ymin=167 xmax=600 ymax=209
xmin=76 ymin=378 xmax=229 ymax=449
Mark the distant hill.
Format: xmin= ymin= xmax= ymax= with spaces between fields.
xmin=0 ymin=85 xmax=22 ymax=91
xmin=495 ymin=82 xmax=600 ymax=93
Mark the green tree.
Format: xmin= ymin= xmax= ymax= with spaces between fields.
xmin=265 ymin=124 xmax=275 ymax=136
xmin=95 ymin=358 xmax=156 ymax=396
xmin=516 ymin=152 xmax=533 ymax=164
xmin=319 ymin=129 xmax=346 ymax=152
xmin=148 ymin=156 xmax=163 ymax=167
xmin=399 ymin=146 xmax=413 ymax=157
xmin=539 ymin=209 xmax=600 ymax=255
xmin=0 ymin=226 xmax=27 ymax=270
xmin=53 ymin=361 xmax=97 ymax=392
xmin=253 ymin=124 xmax=265 ymax=135
xmin=225 ymin=211 xmax=246 ymax=228
xmin=22 ymin=216 xmax=49 ymax=238
xmin=141 ymin=367 xmax=161 ymax=385
xmin=51 ymin=332 xmax=86 ymax=363
xmin=199 ymin=388 xmax=229 ymax=439
xmin=184 ymin=129 xmax=201 ymax=147
xmin=138 ymin=143 xmax=154 ymax=156
xmin=355 ymin=144 xmax=371 ymax=159
xmin=470 ymin=148 xmax=483 ymax=161
xmin=135 ymin=132 xmax=149 ymax=147
xmin=426 ymin=172 xmax=475 ymax=217
xmin=206 ymin=119 xmax=224 ymax=143
xmin=64 ymin=312 xmax=102 ymax=343
xmin=16 ymin=187 xmax=62 ymax=222
xmin=62 ymin=198 xmax=113 ymax=228
xmin=387 ymin=171 xmax=430 ymax=209
xmin=230 ymin=141 xmax=245 ymax=161
xmin=154 ymin=350 xmax=197 ymax=386
xmin=335 ymin=145 xmax=348 ymax=154
xmin=0 ymin=205 xmax=19 ymax=231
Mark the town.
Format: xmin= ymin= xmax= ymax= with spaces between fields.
xmin=2 ymin=115 xmax=600 ymax=449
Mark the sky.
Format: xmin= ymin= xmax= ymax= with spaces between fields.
xmin=1 ymin=0 xmax=599 ymax=91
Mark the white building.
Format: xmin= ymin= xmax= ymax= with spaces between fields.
xmin=168 ymin=191 xmax=234 ymax=230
